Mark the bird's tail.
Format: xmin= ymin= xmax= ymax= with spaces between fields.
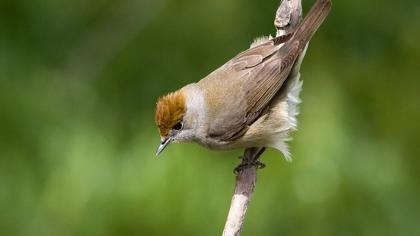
xmin=285 ymin=0 xmax=332 ymax=52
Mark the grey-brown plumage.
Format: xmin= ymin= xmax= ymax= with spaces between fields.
xmin=197 ymin=0 xmax=331 ymax=141
xmin=155 ymin=0 xmax=332 ymax=158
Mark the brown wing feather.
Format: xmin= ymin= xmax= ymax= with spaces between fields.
xmin=230 ymin=33 xmax=292 ymax=70
xmin=220 ymin=43 xmax=300 ymax=141
xmin=205 ymin=37 xmax=284 ymax=140
xmin=210 ymin=0 xmax=331 ymax=141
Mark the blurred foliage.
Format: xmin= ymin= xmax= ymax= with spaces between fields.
xmin=1 ymin=0 xmax=420 ymax=235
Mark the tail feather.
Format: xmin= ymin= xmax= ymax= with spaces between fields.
xmin=285 ymin=0 xmax=332 ymax=52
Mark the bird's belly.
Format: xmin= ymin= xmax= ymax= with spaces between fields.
xmin=193 ymin=74 xmax=303 ymax=160
xmin=241 ymin=75 xmax=303 ymax=160
xmin=194 ymin=137 xmax=246 ymax=151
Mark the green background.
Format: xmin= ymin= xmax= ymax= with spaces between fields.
xmin=1 ymin=0 xmax=419 ymax=235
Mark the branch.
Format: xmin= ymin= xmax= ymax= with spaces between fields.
xmin=221 ymin=1 xmax=302 ymax=236
xmin=222 ymin=148 xmax=259 ymax=236
xmin=275 ymin=0 xmax=303 ymax=36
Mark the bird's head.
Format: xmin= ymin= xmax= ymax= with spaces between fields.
xmin=155 ymin=90 xmax=192 ymax=156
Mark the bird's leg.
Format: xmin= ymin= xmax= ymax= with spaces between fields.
xmin=234 ymin=147 xmax=266 ymax=175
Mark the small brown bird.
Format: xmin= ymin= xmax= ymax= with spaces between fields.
xmin=155 ymin=0 xmax=331 ymax=167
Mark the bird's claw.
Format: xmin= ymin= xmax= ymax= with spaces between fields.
xmin=233 ymin=157 xmax=266 ymax=175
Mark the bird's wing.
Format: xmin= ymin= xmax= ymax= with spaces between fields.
xmin=213 ymin=41 xmax=301 ymax=141
xmin=204 ymin=34 xmax=300 ymax=141
xmin=206 ymin=0 xmax=331 ymax=141
xmin=230 ymin=34 xmax=292 ymax=71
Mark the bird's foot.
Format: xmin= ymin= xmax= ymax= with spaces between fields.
xmin=233 ymin=157 xmax=266 ymax=175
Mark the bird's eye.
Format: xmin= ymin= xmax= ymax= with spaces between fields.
xmin=173 ymin=122 xmax=183 ymax=131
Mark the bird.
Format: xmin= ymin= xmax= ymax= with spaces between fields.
xmin=154 ymin=0 xmax=331 ymax=172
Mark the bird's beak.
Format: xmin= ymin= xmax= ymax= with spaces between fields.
xmin=156 ymin=137 xmax=172 ymax=156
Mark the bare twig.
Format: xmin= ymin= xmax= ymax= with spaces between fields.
xmin=275 ymin=0 xmax=303 ymax=36
xmin=221 ymin=1 xmax=302 ymax=235
xmin=222 ymin=148 xmax=261 ymax=236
